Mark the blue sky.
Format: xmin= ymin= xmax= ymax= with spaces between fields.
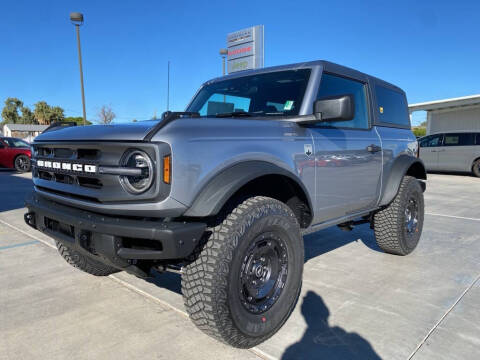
xmin=1 ymin=0 xmax=479 ymax=125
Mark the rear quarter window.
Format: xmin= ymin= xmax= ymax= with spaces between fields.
xmin=375 ymin=85 xmax=410 ymax=127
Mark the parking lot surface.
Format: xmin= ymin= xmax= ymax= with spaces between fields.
xmin=0 ymin=171 xmax=479 ymax=360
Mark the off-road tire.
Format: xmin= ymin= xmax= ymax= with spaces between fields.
xmin=373 ymin=176 xmax=424 ymax=255
xmin=472 ymin=159 xmax=480 ymax=177
xmin=182 ymin=196 xmax=304 ymax=348
xmin=56 ymin=241 xmax=119 ymax=276
xmin=14 ymin=154 xmax=31 ymax=172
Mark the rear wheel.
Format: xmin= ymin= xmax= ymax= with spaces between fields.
xmin=56 ymin=241 xmax=119 ymax=276
xmin=472 ymin=159 xmax=480 ymax=177
xmin=14 ymin=155 xmax=30 ymax=172
xmin=182 ymin=196 xmax=304 ymax=348
xmin=373 ymin=176 xmax=424 ymax=255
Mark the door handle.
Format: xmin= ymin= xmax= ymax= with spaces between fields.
xmin=366 ymin=144 xmax=381 ymax=153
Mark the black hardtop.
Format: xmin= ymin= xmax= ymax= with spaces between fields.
xmin=206 ymin=59 xmax=405 ymax=95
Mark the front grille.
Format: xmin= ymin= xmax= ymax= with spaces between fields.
xmin=33 ymin=144 xmax=102 ymax=190
xmin=31 ymin=141 xmax=169 ymax=204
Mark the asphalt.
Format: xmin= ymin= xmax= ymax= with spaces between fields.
xmin=0 ymin=170 xmax=479 ymax=360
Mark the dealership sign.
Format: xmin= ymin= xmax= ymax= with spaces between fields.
xmin=227 ymin=25 xmax=264 ymax=73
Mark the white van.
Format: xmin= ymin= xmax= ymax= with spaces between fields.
xmin=419 ymin=131 xmax=480 ymax=177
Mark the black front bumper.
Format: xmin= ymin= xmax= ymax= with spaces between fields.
xmin=25 ymin=191 xmax=206 ymax=277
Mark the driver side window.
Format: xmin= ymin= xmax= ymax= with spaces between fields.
xmin=316 ymin=73 xmax=369 ymax=129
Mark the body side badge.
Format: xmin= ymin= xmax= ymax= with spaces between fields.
xmin=304 ymin=144 xmax=313 ymax=156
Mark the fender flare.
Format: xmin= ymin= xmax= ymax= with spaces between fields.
xmin=183 ymin=161 xmax=313 ymax=218
xmin=379 ymin=155 xmax=427 ymax=206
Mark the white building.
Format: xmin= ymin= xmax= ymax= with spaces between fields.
xmin=2 ymin=124 xmax=49 ymax=142
xmin=409 ymin=95 xmax=480 ymax=135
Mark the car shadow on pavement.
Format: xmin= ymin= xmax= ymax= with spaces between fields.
xmin=282 ymin=291 xmax=381 ymax=360
xmin=146 ymin=269 xmax=182 ymax=295
xmin=0 ymin=171 xmax=33 ymax=212
xmin=304 ymin=224 xmax=381 ymax=263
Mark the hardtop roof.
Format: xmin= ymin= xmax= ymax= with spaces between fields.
xmin=205 ymin=60 xmax=404 ymax=94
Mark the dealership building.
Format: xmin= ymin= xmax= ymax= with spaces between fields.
xmin=409 ymin=94 xmax=480 ymax=135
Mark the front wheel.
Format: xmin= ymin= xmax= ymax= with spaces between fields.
xmin=182 ymin=196 xmax=304 ymax=348
xmin=373 ymin=176 xmax=424 ymax=255
xmin=472 ymin=159 xmax=480 ymax=177
xmin=14 ymin=155 xmax=31 ymax=172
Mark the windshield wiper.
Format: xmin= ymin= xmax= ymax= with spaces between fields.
xmin=215 ymin=111 xmax=253 ymax=118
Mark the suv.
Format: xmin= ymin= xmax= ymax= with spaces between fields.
xmin=419 ymin=131 xmax=480 ymax=177
xmin=24 ymin=60 xmax=426 ymax=348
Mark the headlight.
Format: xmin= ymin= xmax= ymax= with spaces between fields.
xmin=119 ymin=149 xmax=154 ymax=194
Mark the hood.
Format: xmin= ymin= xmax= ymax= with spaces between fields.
xmin=34 ymin=121 xmax=159 ymax=142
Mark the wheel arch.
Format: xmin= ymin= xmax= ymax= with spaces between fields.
xmin=379 ymin=155 xmax=426 ymax=207
xmin=183 ymin=161 xmax=314 ymax=228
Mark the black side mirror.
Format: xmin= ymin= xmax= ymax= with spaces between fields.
xmin=313 ymin=94 xmax=355 ymax=121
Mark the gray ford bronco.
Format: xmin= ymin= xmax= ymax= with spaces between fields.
xmin=24 ymin=60 xmax=426 ymax=348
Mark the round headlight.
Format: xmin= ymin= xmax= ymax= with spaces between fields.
xmin=119 ymin=149 xmax=154 ymax=194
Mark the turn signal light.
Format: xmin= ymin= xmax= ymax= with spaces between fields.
xmin=163 ymin=155 xmax=171 ymax=184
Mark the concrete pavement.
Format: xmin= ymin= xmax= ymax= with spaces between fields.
xmin=0 ymin=171 xmax=479 ymax=359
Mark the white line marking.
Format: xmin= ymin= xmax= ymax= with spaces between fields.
xmin=109 ymin=275 xmax=189 ymax=318
xmin=408 ymin=273 xmax=480 ymax=359
xmin=0 ymin=219 xmax=273 ymax=359
xmin=425 ymin=213 xmax=480 ymax=222
xmin=0 ymin=219 xmax=56 ymax=249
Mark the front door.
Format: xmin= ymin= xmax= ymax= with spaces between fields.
xmin=419 ymin=134 xmax=443 ymax=170
xmin=309 ymin=73 xmax=382 ymax=224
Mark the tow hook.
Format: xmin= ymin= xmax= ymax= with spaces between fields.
xmin=24 ymin=212 xmax=36 ymax=229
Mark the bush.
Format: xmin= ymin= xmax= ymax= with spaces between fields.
xmin=412 ymin=127 xmax=426 ymax=138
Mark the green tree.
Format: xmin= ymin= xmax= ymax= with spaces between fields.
xmin=412 ymin=127 xmax=426 ymax=137
xmin=51 ymin=106 xmax=65 ymax=123
xmin=64 ymin=116 xmax=92 ymax=125
xmin=1 ymin=97 xmax=23 ymax=125
xmin=21 ymin=106 xmax=36 ymax=124
xmin=33 ymin=101 xmax=65 ymax=124
xmin=33 ymin=101 xmax=51 ymax=124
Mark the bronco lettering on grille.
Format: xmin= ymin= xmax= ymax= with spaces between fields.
xmin=36 ymin=159 xmax=97 ymax=174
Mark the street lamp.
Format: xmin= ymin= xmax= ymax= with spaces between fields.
xmin=219 ymin=48 xmax=228 ymax=76
xmin=219 ymin=49 xmax=228 ymax=102
xmin=70 ymin=12 xmax=87 ymax=126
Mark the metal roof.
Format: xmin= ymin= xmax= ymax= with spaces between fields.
xmin=409 ymin=94 xmax=480 ymax=112
xmin=3 ymin=124 xmax=49 ymax=131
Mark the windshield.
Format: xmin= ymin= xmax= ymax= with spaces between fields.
xmin=187 ymin=69 xmax=311 ymax=117
xmin=3 ymin=138 xmax=29 ymax=148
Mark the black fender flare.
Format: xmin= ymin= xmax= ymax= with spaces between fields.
xmin=379 ymin=155 xmax=427 ymax=206
xmin=183 ymin=161 xmax=313 ymax=218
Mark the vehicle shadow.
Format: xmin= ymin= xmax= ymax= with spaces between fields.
xmin=146 ymin=268 xmax=182 ymax=295
xmin=148 ymin=224 xmax=382 ymax=294
xmin=304 ymin=224 xmax=381 ymax=263
xmin=0 ymin=171 xmax=33 ymax=212
xmin=282 ymin=291 xmax=381 ymax=360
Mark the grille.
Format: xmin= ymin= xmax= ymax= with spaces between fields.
xmin=31 ymin=142 xmax=168 ymax=205
xmin=33 ymin=145 xmax=102 ymax=189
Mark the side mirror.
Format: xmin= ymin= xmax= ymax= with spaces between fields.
xmin=313 ymin=94 xmax=355 ymax=121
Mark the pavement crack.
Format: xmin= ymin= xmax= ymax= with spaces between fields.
xmin=408 ymin=272 xmax=480 ymax=359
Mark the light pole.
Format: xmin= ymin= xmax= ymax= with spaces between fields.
xmin=70 ymin=12 xmax=87 ymax=126
xmin=219 ymin=49 xmax=228 ymax=102
xmin=219 ymin=48 xmax=228 ymax=76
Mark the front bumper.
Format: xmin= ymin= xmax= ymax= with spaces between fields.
xmin=25 ymin=191 xmax=206 ymax=277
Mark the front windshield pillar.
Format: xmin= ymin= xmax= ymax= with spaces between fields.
xmin=299 ymin=65 xmax=322 ymax=116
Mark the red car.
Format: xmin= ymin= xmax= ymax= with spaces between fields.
xmin=0 ymin=137 xmax=31 ymax=172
